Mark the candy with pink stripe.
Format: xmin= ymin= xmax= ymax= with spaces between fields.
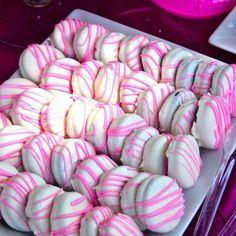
xmin=0 ymin=172 xmax=45 ymax=232
xmin=175 ymin=57 xmax=201 ymax=90
xmin=141 ymin=134 xmax=172 ymax=175
xmin=66 ymin=97 xmax=97 ymax=138
xmin=40 ymin=58 xmax=80 ymax=94
xmin=41 ymin=93 xmax=73 ymax=137
xmin=211 ymin=64 xmax=236 ymax=117
xmin=136 ymin=83 xmax=175 ymax=128
xmin=74 ymin=24 xmax=108 ymax=62
xmin=191 ymin=60 xmax=218 ymax=97
xmin=10 ymin=88 xmax=53 ymax=134
xmin=22 ymin=133 xmax=62 ymax=184
xmin=192 ymin=94 xmax=231 ymax=149
xmin=99 ymin=213 xmax=143 ymax=236
xmin=107 ymin=114 xmax=148 ymax=162
xmin=119 ymin=35 xmax=149 ymax=71
xmin=72 ymin=60 xmax=103 ymax=98
xmin=161 ymin=48 xmax=192 ymax=85
xmin=141 ymin=41 xmax=171 ymax=82
xmin=95 ymin=32 xmax=126 ymax=64
xmin=0 ymin=113 xmax=12 ymax=130
xmin=0 ymin=78 xmax=38 ymax=116
xmin=94 ymin=62 xmax=132 ymax=104
xmin=0 ymin=125 xmax=35 ymax=170
xmin=0 ymin=161 xmax=18 ymax=187
xmin=136 ymin=175 xmax=185 ymax=233
xmin=19 ymin=44 xmax=65 ymax=84
xmin=121 ymin=126 xmax=159 ymax=169
xmin=171 ymin=100 xmax=198 ymax=135
xmin=86 ymin=103 xmax=124 ymax=154
xmin=52 ymin=19 xmax=84 ymax=58
xmin=120 ymin=71 xmax=158 ymax=113
xmin=52 ymin=138 xmax=95 ymax=190
xmin=159 ymin=89 xmax=197 ymax=133
xmin=80 ymin=206 xmax=114 ymax=236
xmin=50 ymin=192 xmax=92 ymax=235
xmin=121 ymin=172 xmax=151 ymax=229
xmin=96 ymin=165 xmax=138 ymax=213
xmin=71 ymin=155 xmax=117 ymax=205
xmin=166 ymin=135 xmax=202 ymax=189
xmin=25 ymin=184 xmax=63 ymax=235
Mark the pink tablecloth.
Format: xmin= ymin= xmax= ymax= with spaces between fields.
xmin=0 ymin=1 xmax=235 ymax=235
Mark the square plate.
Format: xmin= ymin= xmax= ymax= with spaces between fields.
xmin=3 ymin=9 xmax=236 ymax=236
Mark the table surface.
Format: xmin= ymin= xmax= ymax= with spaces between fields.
xmin=0 ymin=1 xmax=235 ymax=235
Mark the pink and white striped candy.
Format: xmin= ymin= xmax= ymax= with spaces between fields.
xmin=94 ymin=62 xmax=132 ymax=104
xmin=52 ymin=138 xmax=95 ymax=190
xmin=71 ymin=155 xmax=117 ymax=206
xmin=107 ymin=114 xmax=148 ymax=162
xmin=0 ymin=125 xmax=35 ymax=169
xmin=136 ymin=83 xmax=175 ymax=128
xmin=119 ymin=35 xmax=149 ymax=71
xmin=19 ymin=44 xmax=65 ymax=84
xmin=99 ymin=213 xmax=143 ymax=236
xmin=141 ymin=41 xmax=171 ymax=82
xmin=0 ymin=78 xmax=38 ymax=116
xmin=191 ymin=60 xmax=218 ymax=97
xmin=166 ymin=135 xmax=202 ymax=189
xmin=40 ymin=58 xmax=80 ymax=94
xmin=121 ymin=126 xmax=159 ymax=169
xmin=80 ymin=206 xmax=114 ymax=236
xmin=72 ymin=60 xmax=103 ymax=98
xmin=74 ymin=24 xmax=108 ymax=62
xmin=41 ymin=93 xmax=73 ymax=137
xmin=120 ymin=71 xmax=158 ymax=113
xmin=95 ymin=32 xmax=126 ymax=64
xmin=96 ymin=165 xmax=138 ymax=213
xmin=161 ymin=48 xmax=192 ymax=85
xmin=136 ymin=175 xmax=185 ymax=233
xmin=0 ymin=162 xmax=18 ymax=186
xmin=52 ymin=19 xmax=84 ymax=58
xmin=192 ymin=94 xmax=231 ymax=149
xmin=0 ymin=113 xmax=12 ymax=130
xmin=0 ymin=172 xmax=45 ymax=232
xmin=86 ymin=103 xmax=124 ymax=154
xmin=22 ymin=132 xmax=62 ymax=184
xmin=10 ymin=88 xmax=53 ymax=134
xmin=50 ymin=192 xmax=92 ymax=235
xmin=25 ymin=184 xmax=63 ymax=236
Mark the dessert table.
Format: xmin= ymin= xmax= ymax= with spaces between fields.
xmin=0 ymin=1 xmax=235 ymax=235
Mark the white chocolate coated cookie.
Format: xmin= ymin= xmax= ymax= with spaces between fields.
xmin=0 ymin=162 xmax=18 ymax=186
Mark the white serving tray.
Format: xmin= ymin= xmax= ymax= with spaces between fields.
xmin=209 ymin=6 xmax=236 ymax=54
xmin=4 ymin=9 xmax=236 ymax=236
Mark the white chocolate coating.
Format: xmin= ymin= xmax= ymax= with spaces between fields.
xmin=0 ymin=172 xmax=45 ymax=232
xmin=161 ymin=48 xmax=193 ymax=85
xmin=40 ymin=58 xmax=80 ymax=94
xmin=86 ymin=103 xmax=124 ymax=154
xmin=19 ymin=44 xmax=64 ymax=84
xmin=141 ymin=41 xmax=171 ymax=82
xmin=72 ymin=60 xmax=103 ymax=98
xmin=159 ymin=89 xmax=197 ymax=133
xmin=167 ymin=135 xmax=202 ymax=188
xmin=52 ymin=138 xmax=95 ymax=190
xmin=0 ymin=113 xmax=12 ymax=130
xmin=136 ymin=83 xmax=175 ymax=128
xmin=141 ymin=134 xmax=172 ymax=174
xmin=94 ymin=32 xmax=126 ymax=64
xmin=107 ymin=114 xmax=148 ymax=162
xmin=94 ymin=62 xmax=132 ymax=104
xmin=25 ymin=184 xmax=63 ymax=236
xmin=0 ymin=78 xmax=38 ymax=117
xmin=11 ymin=88 xmax=53 ymax=134
xmin=121 ymin=126 xmax=159 ymax=169
xmin=0 ymin=162 xmax=18 ymax=187
xmin=96 ymin=166 xmax=138 ymax=213
xmin=120 ymin=71 xmax=158 ymax=113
